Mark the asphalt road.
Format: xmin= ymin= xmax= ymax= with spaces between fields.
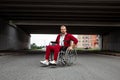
xmin=0 ymin=53 xmax=120 ymax=80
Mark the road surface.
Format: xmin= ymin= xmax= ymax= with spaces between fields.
xmin=0 ymin=53 xmax=120 ymax=80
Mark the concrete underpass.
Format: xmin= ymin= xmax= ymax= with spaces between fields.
xmin=0 ymin=0 xmax=120 ymax=80
xmin=0 ymin=0 xmax=120 ymax=52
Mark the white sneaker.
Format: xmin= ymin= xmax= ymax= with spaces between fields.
xmin=40 ymin=60 xmax=49 ymax=65
xmin=50 ymin=60 xmax=57 ymax=64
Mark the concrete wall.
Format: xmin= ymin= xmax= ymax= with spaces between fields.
xmin=102 ymin=30 xmax=120 ymax=52
xmin=0 ymin=20 xmax=30 ymax=50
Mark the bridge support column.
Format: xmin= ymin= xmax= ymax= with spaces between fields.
xmin=102 ymin=30 xmax=120 ymax=52
xmin=0 ymin=20 xmax=30 ymax=50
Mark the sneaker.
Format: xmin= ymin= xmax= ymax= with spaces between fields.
xmin=50 ymin=60 xmax=57 ymax=64
xmin=40 ymin=60 xmax=49 ymax=65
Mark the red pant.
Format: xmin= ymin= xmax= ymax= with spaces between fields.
xmin=45 ymin=44 xmax=61 ymax=61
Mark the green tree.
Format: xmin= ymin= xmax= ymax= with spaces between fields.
xmin=31 ymin=43 xmax=44 ymax=50
xmin=31 ymin=43 xmax=38 ymax=49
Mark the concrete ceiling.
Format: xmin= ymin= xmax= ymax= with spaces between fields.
xmin=0 ymin=0 xmax=120 ymax=34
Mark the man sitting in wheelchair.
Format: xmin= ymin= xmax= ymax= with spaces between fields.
xmin=40 ymin=25 xmax=78 ymax=65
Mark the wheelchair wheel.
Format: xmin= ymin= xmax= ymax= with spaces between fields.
xmin=57 ymin=51 xmax=67 ymax=66
xmin=65 ymin=49 xmax=77 ymax=66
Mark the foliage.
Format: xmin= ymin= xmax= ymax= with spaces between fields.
xmin=31 ymin=43 xmax=44 ymax=50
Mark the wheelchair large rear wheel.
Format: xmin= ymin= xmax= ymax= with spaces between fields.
xmin=65 ymin=49 xmax=77 ymax=66
xmin=57 ymin=52 xmax=67 ymax=66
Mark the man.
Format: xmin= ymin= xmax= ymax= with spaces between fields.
xmin=40 ymin=25 xmax=78 ymax=65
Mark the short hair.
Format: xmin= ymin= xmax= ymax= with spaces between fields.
xmin=60 ymin=25 xmax=67 ymax=29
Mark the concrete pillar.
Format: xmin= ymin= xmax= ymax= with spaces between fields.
xmin=102 ymin=30 xmax=120 ymax=52
xmin=98 ymin=35 xmax=102 ymax=50
xmin=0 ymin=20 xmax=30 ymax=50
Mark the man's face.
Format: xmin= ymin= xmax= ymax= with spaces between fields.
xmin=60 ymin=26 xmax=67 ymax=34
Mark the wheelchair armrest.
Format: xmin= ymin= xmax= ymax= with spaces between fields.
xmin=50 ymin=41 xmax=58 ymax=46
xmin=50 ymin=41 xmax=57 ymax=44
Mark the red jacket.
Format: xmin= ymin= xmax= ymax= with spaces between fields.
xmin=56 ymin=33 xmax=78 ymax=47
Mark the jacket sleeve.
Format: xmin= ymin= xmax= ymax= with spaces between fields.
xmin=70 ymin=34 xmax=78 ymax=45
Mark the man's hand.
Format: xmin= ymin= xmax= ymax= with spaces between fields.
xmin=68 ymin=46 xmax=73 ymax=50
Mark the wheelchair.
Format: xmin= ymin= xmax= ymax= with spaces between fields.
xmin=57 ymin=47 xmax=77 ymax=66
xmin=50 ymin=41 xmax=77 ymax=66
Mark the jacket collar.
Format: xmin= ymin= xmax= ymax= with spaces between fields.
xmin=60 ymin=33 xmax=67 ymax=36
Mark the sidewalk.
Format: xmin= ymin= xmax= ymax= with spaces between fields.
xmin=96 ymin=51 xmax=120 ymax=56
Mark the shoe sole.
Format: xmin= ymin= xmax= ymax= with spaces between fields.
xmin=40 ymin=62 xmax=49 ymax=66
